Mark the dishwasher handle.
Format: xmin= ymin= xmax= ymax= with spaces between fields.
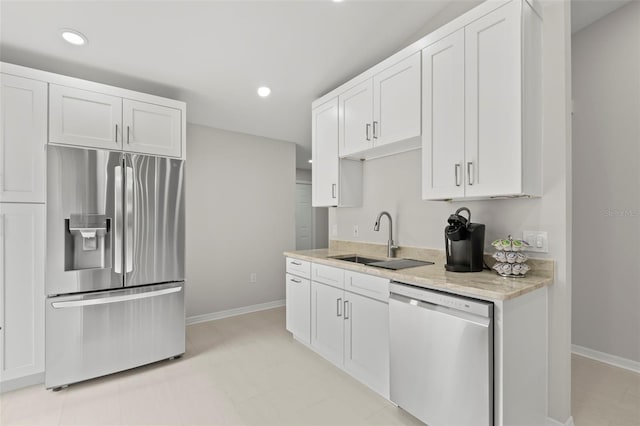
xmin=389 ymin=292 xmax=492 ymax=328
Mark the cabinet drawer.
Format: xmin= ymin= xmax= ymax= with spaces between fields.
xmin=286 ymin=257 xmax=311 ymax=279
xmin=311 ymin=263 xmax=344 ymax=289
xmin=345 ymin=270 xmax=389 ymax=302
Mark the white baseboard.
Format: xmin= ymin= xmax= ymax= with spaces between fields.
xmin=186 ymin=299 xmax=285 ymax=325
xmin=572 ymin=344 xmax=640 ymax=374
xmin=547 ymin=415 xmax=574 ymax=426
xmin=0 ymin=372 xmax=44 ymax=394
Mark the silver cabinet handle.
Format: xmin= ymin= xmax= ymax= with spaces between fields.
xmin=114 ymin=166 xmax=123 ymax=274
xmin=290 ymin=261 xmax=302 ymax=266
xmin=290 ymin=278 xmax=302 ymax=284
xmin=344 ymin=300 xmax=349 ymax=320
xmin=337 ymin=297 xmax=342 ymax=317
xmin=467 ymin=162 xmax=474 ymax=186
xmin=455 ymin=163 xmax=461 ymax=187
xmin=127 ymin=126 xmax=131 ymax=144
xmin=125 ymin=165 xmax=134 ymax=273
xmin=365 ymin=123 xmax=371 ymax=141
xmin=115 ymin=124 xmax=119 ymax=143
xmin=332 ymin=183 xmax=337 ymax=199
xmin=372 ymin=121 xmax=378 ymax=139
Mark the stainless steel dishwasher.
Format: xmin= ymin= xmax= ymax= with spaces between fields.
xmin=389 ymin=281 xmax=494 ymax=426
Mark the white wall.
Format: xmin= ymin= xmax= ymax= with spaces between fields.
xmin=572 ymin=1 xmax=640 ymax=363
xmin=329 ymin=1 xmax=573 ymax=422
xmin=185 ymin=124 xmax=296 ymax=317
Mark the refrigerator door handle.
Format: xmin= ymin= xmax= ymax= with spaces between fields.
xmin=51 ymin=286 xmax=182 ymax=309
xmin=125 ymin=165 xmax=134 ymax=273
xmin=114 ymin=166 xmax=123 ymax=274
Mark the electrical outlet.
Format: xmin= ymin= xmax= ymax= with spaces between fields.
xmin=332 ymin=224 xmax=338 ymax=236
xmin=522 ymin=231 xmax=548 ymax=253
xmin=353 ymin=225 xmax=359 ymax=237
xmin=250 ymin=273 xmax=257 ymax=283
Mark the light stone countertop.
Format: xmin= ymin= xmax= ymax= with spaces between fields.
xmin=284 ymin=241 xmax=554 ymax=302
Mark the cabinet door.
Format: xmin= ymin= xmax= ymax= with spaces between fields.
xmin=311 ymin=281 xmax=344 ymax=367
xmin=343 ymin=292 xmax=389 ymax=398
xmin=339 ymin=79 xmax=373 ymax=157
xmin=421 ymin=30 xmax=466 ymax=200
xmin=0 ymin=74 xmax=47 ymax=203
xmin=312 ymin=98 xmax=339 ymax=207
xmin=464 ymin=0 xmax=522 ymax=197
xmin=122 ymin=99 xmax=182 ymax=158
xmin=373 ymin=52 xmax=421 ymax=147
xmin=49 ymin=85 xmax=123 ymax=150
xmin=0 ymin=203 xmax=45 ymax=383
xmin=286 ymin=274 xmax=311 ymax=344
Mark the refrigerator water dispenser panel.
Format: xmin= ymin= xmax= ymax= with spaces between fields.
xmin=65 ymin=214 xmax=111 ymax=271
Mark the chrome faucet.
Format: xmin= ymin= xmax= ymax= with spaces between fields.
xmin=374 ymin=211 xmax=398 ymax=258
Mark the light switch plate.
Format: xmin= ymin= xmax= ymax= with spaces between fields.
xmin=522 ymin=231 xmax=548 ymax=253
xmin=332 ymin=224 xmax=338 ymax=237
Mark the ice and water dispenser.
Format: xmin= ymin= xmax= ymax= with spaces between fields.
xmin=65 ymin=214 xmax=111 ymax=271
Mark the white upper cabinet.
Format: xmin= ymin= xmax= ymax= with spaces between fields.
xmin=122 ymin=99 xmax=182 ymax=158
xmin=48 ymin=81 xmax=185 ymax=159
xmin=338 ymin=52 xmax=421 ymax=159
xmin=49 ymin=85 xmax=123 ymax=151
xmin=372 ymin=51 xmax=421 ymax=148
xmin=0 ymin=74 xmax=47 ymax=203
xmin=312 ymin=97 xmax=362 ymax=207
xmin=421 ymin=29 xmax=465 ymax=200
xmin=464 ymin=0 xmax=522 ymax=198
xmin=422 ymin=0 xmax=542 ymax=200
xmin=0 ymin=203 xmax=45 ymax=385
xmin=338 ymin=80 xmax=373 ymax=157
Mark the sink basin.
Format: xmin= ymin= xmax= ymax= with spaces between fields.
xmin=330 ymin=255 xmax=381 ymax=265
xmin=330 ymin=255 xmax=434 ymax=270
xmin=367 ymin=259 xmax=434 ymax=270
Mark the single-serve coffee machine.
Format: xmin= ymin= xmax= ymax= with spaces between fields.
xmin=444 ymin=207 xmax=485 ymax=272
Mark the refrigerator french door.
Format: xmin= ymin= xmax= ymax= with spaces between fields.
xmin=45 ymin=145 xmax=185 ymax=389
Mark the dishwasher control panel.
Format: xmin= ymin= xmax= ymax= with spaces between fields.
xmin=389 ymin=281 xmax=493 ymax=318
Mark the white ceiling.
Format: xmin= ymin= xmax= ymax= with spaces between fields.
xmin=1 ymin=0 xmax=475 ymax=169
xmin=571 ymin=0 xmax=633 ymax=33
xmin=1 ymin=1 xmax=630 ymax=169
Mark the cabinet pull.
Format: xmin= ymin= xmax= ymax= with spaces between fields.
xmin=344 ymin=300 xmax=349 ymax=320
xmin=115 ymin=124 xmax=119 ymax=143
xmin=290 ymin=261 xmax=302 ymax=266
xmin=455 ymin=163 xmax=461 ymax=187
xmin=366 ymin=123 xmax=371 ymax=141
xmin=337 ymin=298 xmax=342 ymax=317
xmin=290 ymin=278 xmax=302 ymax=284
xmin=372 ymin=121 xmax=378 ymax=139
xmin=467 ymin=162 xmax=474 ymax=185
xmin=332 ymin=183 xmax=337 ymax=199
xmin=127 ymin=126 xmax=131 ymax=144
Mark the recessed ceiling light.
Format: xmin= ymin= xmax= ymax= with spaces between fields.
xmin=61 ymin=29 xmax=87 ymax=46
xmin=257 ymin=86 xmax=271 ymax=97
xmin=333 ymin=0 xmax=344 ymax=2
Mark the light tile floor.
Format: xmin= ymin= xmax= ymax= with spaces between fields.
xmin=1 ymin=307 xmax=638 ymax=425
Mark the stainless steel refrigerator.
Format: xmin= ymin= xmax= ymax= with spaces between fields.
xmin=45 ymin=145 xmax=185 ymax=390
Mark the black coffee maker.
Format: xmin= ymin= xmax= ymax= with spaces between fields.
xmin=444 ymin=207 xmax=485 ymax=272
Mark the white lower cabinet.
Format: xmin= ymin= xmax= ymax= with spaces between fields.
xmin=285 ymin=274 xmax=311 ymax=345
xmin=0 ymin=203 xmax=45 ymax=390
xmin=310 ymin=273 xmax=389 ymax=398
xmin=343 ymin=291 xmax=389 ymax=397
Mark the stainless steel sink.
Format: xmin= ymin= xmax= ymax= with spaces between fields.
xmin=330 ymin=255 xmax=434 ymax=270
xmin=330 ymin=255 xmax=381 ymax=265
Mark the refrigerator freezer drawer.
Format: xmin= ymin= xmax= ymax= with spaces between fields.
xmin=45 ymin=282 xmax=185 ymax=389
